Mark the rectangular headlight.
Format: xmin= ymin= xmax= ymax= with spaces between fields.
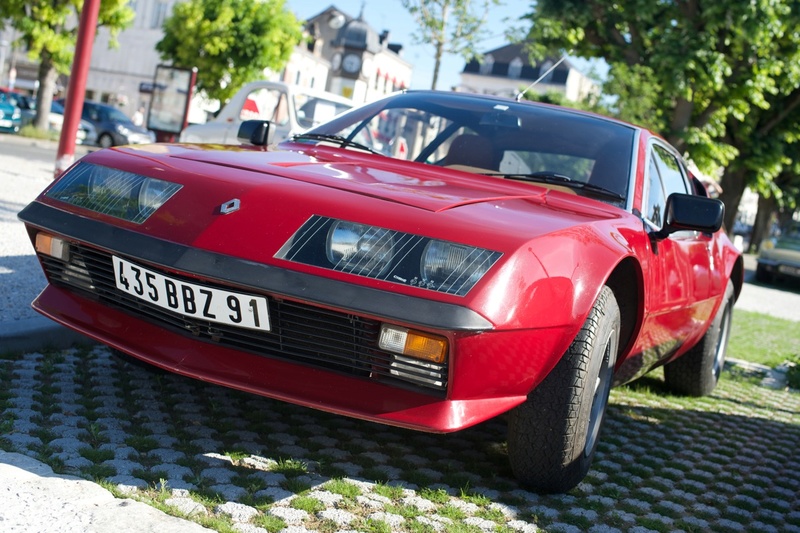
xmin=46 ymin=162 xmax=181 ymax=224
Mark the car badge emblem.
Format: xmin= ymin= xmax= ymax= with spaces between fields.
xmin=220 ymin=199 xmax=240 ymax=214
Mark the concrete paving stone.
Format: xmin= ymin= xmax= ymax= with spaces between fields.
xmin=308 ymin=489 xmax=343 ymax=506
xmin=151 ymin=462 xmax=194 ymax=479
xmin=6 ymin=433 xmax=42 ymax=449
xmin=50 ymin=436 xmax=89 ymax=453
xmin=209 ymin=483 xmax=250 ymax=501
xmin=200 ymin=466 xmax=237 ymax=484
xmin=268 ymin=506 xmax=309 ymax=524
xmin=254 ymin=486 xmax=295 ymax=505
xmin=241 ymin=455 xmax=277 ymax=471
xmin=277 ymin=444 xmax=309 ymax=457
xmin=330 ymin=461 xmax=361 ymax=476
xmin=317 ymin=447 xmax=349 ymax=460
xmin=507 ymin=519 xmax=540 ymax=532
xmin=249 ymin=470 xmax=287 ymax=486
xmin=165 ymin=496 xmax=209 ymax=518
xmin=103 ymin=459 xmax=144 ymax=475
xmin=231 ymin=524 xmax=268 ymax=533
xmin=545 ymin=523 xmax=583 ymax=533
xmin=109 ymin=474 xmax=149 ymax=490
xmin=215 ymin=501 xmax=260 ymax=522
xmin=317 ymin=508 xmax=356 ymax=525
xmin=368 ymin=510 xmax=405 ymax=528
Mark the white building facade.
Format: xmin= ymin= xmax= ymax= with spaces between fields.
xmin=457 ymin=44 xmax=597 ymax=102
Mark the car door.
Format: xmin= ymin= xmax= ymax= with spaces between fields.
xmin=638 ymin=142 xmax=715 ymax=363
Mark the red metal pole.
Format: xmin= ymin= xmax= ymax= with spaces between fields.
xmin=55 ymin=0 xmax=101 ymax=178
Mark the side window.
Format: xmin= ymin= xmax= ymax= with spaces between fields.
xmin=645 ymin=156 xmax=667 ymax=228
xmin=652 ymin=145 xmax=689 ymax=196
xmin=645 ymin=144 xmax=690 ymax=229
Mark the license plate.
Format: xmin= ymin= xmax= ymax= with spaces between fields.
xmin=113 ymin=256 xmax=270 ymax=331
xmin=778 ymin=264 xmax=800 ymax=276
xmin=0 ymin=119 xmax=12 ymax=127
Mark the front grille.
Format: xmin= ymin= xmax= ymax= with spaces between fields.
xmin=38 ymin=242 xmax=447 ymax=395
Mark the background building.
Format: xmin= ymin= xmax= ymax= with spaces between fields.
xmin=457 ymin=43 xmax=597 ymax=101
xmin=1 ymin=2 xmax=409 ymax=123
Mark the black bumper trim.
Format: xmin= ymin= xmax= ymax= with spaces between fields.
xmin=19 ymin=201 xmax=493 ymax=331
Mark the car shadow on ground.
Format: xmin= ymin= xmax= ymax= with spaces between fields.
xmin=2 ymin=345 xmax=799 ymax=531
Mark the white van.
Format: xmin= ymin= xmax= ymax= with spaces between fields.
xmin=179 ymin=81 xmax=354 ymax=144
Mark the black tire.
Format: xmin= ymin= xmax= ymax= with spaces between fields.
xmin=507 ymin=286 xmax=620 ymax=493
xmin=98 ymin=133 xmax=114 ymax=148
xmin=663 ymin=280 xmax=734 ymax=396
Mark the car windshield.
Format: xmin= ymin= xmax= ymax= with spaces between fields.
xmin=300 ymin=92 xmax=636 ymax=206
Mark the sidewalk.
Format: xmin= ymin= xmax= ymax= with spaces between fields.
xmin=0 ymin=134 xmax=95 ymax=353
xmin=0 ymin=134 xmax=214 ymax=531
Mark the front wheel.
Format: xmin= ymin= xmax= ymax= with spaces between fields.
xmin=663 ymin=280 xmax=734 ymax=396
xmin=507 ymin=286 xmax=620 ymax=493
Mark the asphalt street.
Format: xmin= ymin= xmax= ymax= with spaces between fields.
xmin=0 ymin=135 xmax=800 ymax=532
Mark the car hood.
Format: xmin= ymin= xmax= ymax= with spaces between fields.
xmin=166 ymin=145 xmax=609 ymax=214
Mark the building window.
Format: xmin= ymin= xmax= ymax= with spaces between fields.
xmin=539 ymin=60 xmax=554 ymax=83
xmin=508 ymin=58 xmax=523 ymax=79
xmin=151 ymin=1 xmax=169 ymax=29
xmin=480 ymin=54 xmax=494 ymax=75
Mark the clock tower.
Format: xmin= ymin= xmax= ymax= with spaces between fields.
xmin=329 ymin=7 xmax=380 ymax=98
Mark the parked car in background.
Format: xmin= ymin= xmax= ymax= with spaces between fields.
xmin=58 ymin=99 xmax=155 ymax=148
xmin=18 ymin=99 xmax=98 ymax=146
xmin=179 ymin=81 xmax=353 ymax=145
xmin=0 ymin=90 xmax=22 ymax=133
xmin=756 ymin=220 xmax=800 ymax=283
xmin=20 ymin=90 xmax=742 ymax=493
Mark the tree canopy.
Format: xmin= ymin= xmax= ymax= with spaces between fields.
xmin=156 ymin=0 xmax=303 ymax=103
xmin=0 ymin=0 xmax=133 ymax=130
xmin=521 ymin=0 xmax=800 ymax=232
xmin=401 ymin=0 xmax=502 ymax=90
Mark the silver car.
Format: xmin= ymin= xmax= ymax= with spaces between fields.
xmin=757 ymin=221 xmax=800 ymax=283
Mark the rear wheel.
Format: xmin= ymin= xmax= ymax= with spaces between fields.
xmin=663 ymin=280 xmax=734 ymax=396
xmin=507 ymin=286 xmax=620 ymax=493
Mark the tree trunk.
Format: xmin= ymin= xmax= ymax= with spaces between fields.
xmin=718 ymin=166 xmax=748 ymax=236
xmin=748 ymin=193 xmax=777 ymax=254
xmin=33 ymin=50 xmax=59 ymax=132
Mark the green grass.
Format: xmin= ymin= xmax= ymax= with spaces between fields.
xmin=728 ymin=310 xmax=800 ymax=368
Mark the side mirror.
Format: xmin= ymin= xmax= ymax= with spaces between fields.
xmin=237 ymin=120 xmax=274 ymax=147
xmin=652 ymin=193 xmax=724 ymax=240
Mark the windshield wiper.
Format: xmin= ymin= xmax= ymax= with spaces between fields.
xmin=292 ymin=133 xmax=381 ymax=155
xmin=482 ymin=171 xmax=625 ymax=201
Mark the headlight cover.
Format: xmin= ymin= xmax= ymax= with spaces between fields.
xmin=277 ymin=215 xmax=502 ymax=296
xmin=326 ymin=220 xmax=395 ymax=276
xmin=422 ymin=240 xmax=499 ymax=295
xmin=46 ymin=162 xmax=181 ymax=224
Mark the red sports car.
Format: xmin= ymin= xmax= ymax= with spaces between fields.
xmin=20 ymin=91 xmax=742 ymax=492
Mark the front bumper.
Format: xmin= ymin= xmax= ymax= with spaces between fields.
xmin=21 ymin=201 xmax=570 ymax=431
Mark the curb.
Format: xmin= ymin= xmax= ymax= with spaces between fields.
xmin=0 ymin=315 xmax=94 ymax=354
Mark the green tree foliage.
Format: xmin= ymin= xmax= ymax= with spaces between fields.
xmin=0 ymin=0 xmax=133 ymax=131
xmin=521 ymin=0 xmax=800 ymax=231
xmin=156 ymin=0 xmax=303 ymax=103
xmin=401 ymin=0 xmax=502 ymax=90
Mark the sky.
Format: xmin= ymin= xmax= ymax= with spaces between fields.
xmin=285 ymin=0 xmax=532 ymax=91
